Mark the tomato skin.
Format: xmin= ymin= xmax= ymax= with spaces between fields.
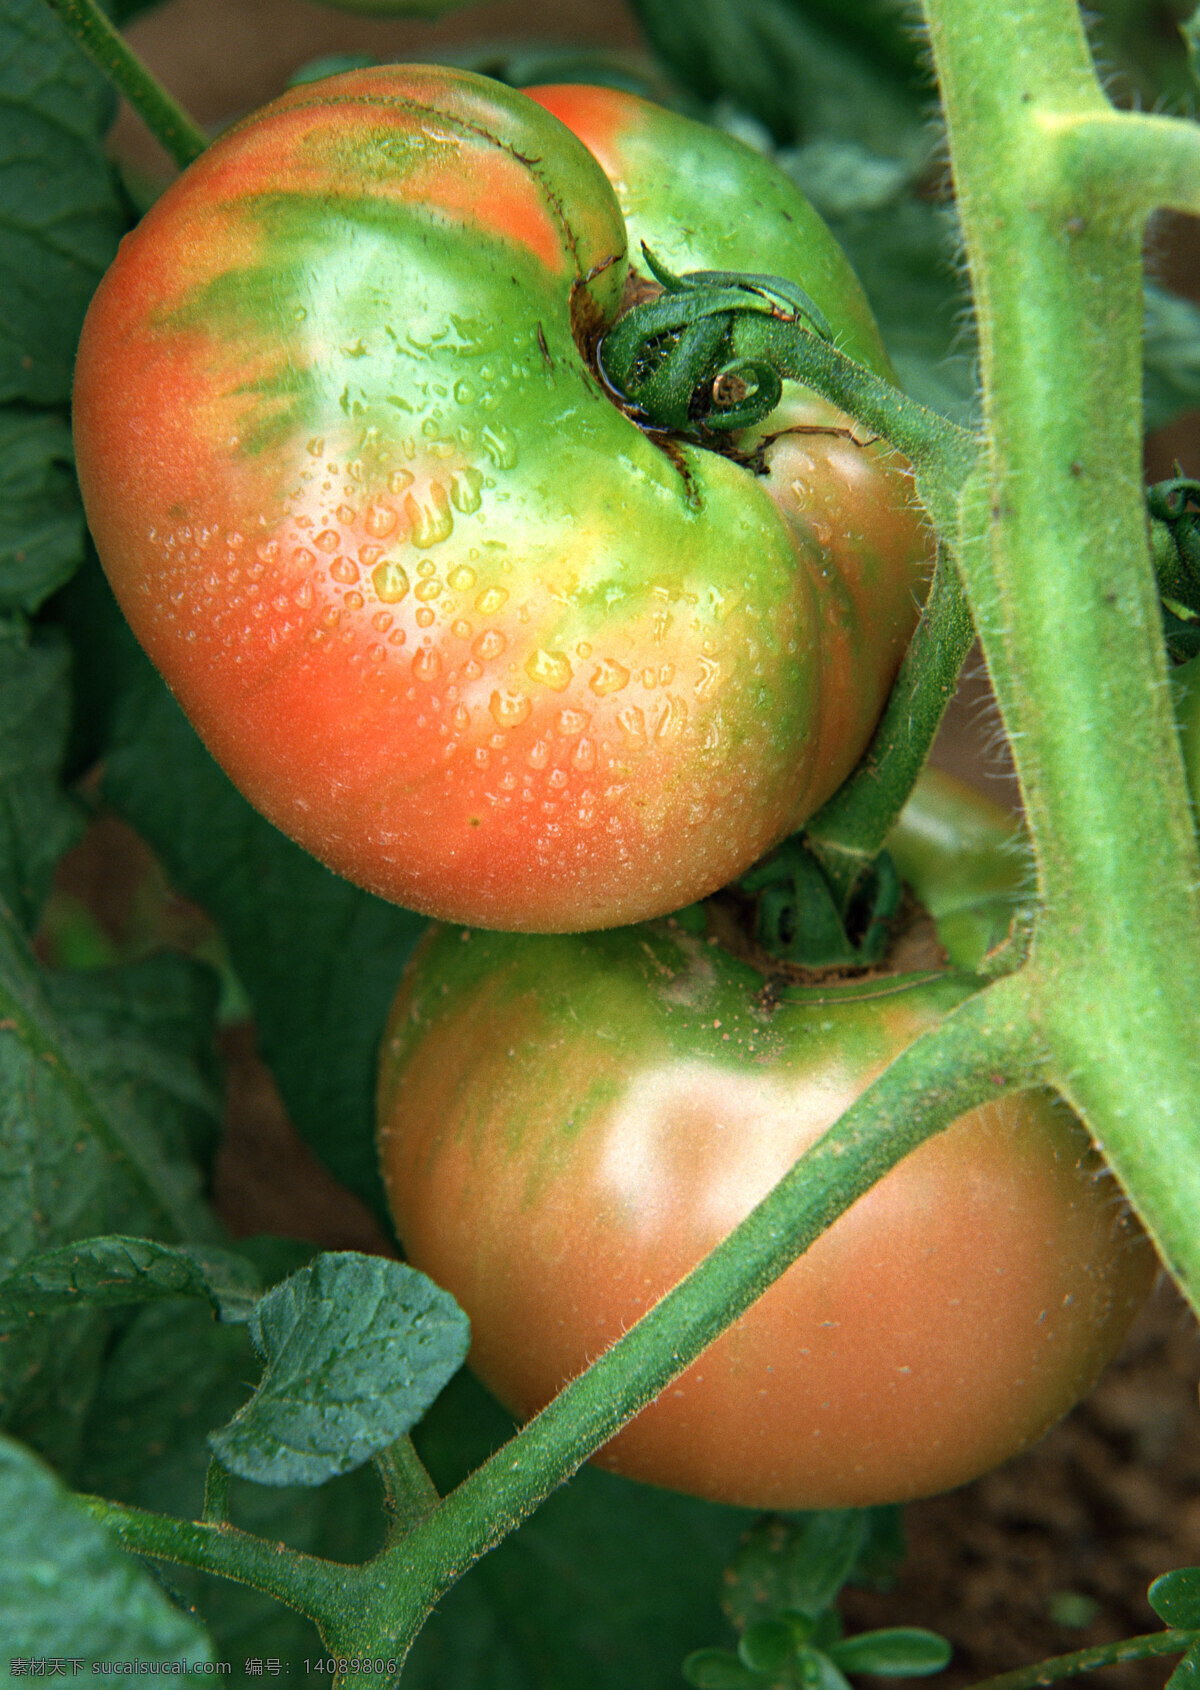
xmin=377 ymin=908 xmax=1152 ymax=1511
xmin=73 ymin=68 xmax=929 ymax=933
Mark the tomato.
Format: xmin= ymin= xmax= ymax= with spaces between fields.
xmin=376 ymin=780 xmax=1152 ymax=1511
xmin=73 ymin=67 xmax=929 ymax=933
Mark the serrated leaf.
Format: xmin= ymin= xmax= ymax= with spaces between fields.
xmin=0 ymin=407 xmax=85 ymax=611
xmin=1151 ymin=1569 xmax=1200 ymax=1630
xmin=73 ymin=567 xmax=426 ymax=1219
xmin=75 ymin=1295 xmax=381 ymax=1661
xmin=208 ymin=1253 xmax=469 ymax=1485
xmin=0 ymin=0 xmax=128 ymax=404
xmin=724 ymin=1512 xmax=869 ymax=1631
xmin=0 ymin=1431 xmax=214 ymax=1663
xmin=829 ymin=1627 xmax=953 ymax=1676
xmin=0 ymin=1235 xmax=260 ymax=1325
xmin=0 ymin=623 xmax=85 ymax=930
xmin=683 ymin=1648 xmax=763 ymax=1689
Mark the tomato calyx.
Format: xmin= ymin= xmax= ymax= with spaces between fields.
xmin=1148 ymin=474 xmax=1200 ymax=661
xmin=737 ymin=836 xmax=903 ymax=970
xmin=599 ymin=244 xmax=834 ymax=436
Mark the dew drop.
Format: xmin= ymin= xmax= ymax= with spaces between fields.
xmin=406 ymin=484 xmax=453 ymax=548
xmin=413 ymin=648 xmax=442 ymax=683
xmin=548 ymin=767 xmax=568 ymax=790
xmin=571 ymin=736 xmax=596 ymax=772
xmin=292 ymin=547 xmax=316 ymax=569
xmin=359 ymin=543 xmax=385 ymax=566
xmin=307 ymin=437 xmax=325 ymax=457
xmin=416 ymin=606 xmax=435 ymax=628
xmin=489 ymin=689 xmax=532 ymax=729
xmin=389 ymin=629 xmax=406 ymax=645
xmin=372 ymin=561 xmax=411 ymax=603
xmin=525 ymin=648 xmax=573 ymax=692
xmin=452 ymin=619 xmax=472 ymax=639
xmin=450 ymin=466 xmax=484 ymax=514
xmin=415 ymin=578 xmax=442 ymax=602
xmin=294 ymin=581 xmax=315 ymax=609
xmin=472 ymin=628 xmax=507 ymax=662
xmin=617 ymin=705 xmax=648 ymax=746
xmin=654 ymin=695 xmax=688 ymax=743
xmin=365 ymin=504 xmax=397 ymax=538
xmin=337 ymin=504 xmax=357 ymax=526
xmin=256 ymin=539 xmax=279 ymax=563
xmin=344 ymin=590 xmax=364 ymax=610
xmin=454 ymin=378 xmax=476 ymax=405
xmin=576 ymin=640 xmax=593 ymax=659
xmin=527 ymin=738 xmax=550 ymax=770
xmin=372 ymin=611 xmax=393 ymax=633
xmin=475 ymin=585 xmax=508 ymax=615
xmin=448 ymin=564 xmax=477 ymax=591
xmin=556 ymin=707 xmax=589 ymax=736
xmin=369 ymin=643 xmax=386 ymax=662
xmin=481 ymin=423 xmax=518 ymax=469
xmin=453 ymin=703 xmax=470 ymax=731
xmin=390 ymin=467 xmax=415 ymax=495
xmin=474 ymin=747 xmax=490 ymax=768
xmin=316 ymin=529 xmax=341 ymax=553
xmin=589 ymin=658 xmax=631 ymax=697
xmin=330 ymin=556 xmax=360 ymax=585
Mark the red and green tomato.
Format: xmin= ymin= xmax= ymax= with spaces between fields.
xmin=73 ymin=68 xmax=929 ymax=932
xmin=377 ymin=773 xmax=1152 ymax=1510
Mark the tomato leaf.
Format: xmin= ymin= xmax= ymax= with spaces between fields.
xmin=1151 ymin=1568 xmax=1200 ymax=1630
xmin=0 ymin=625 xmax=85 ymax=932
xmin=0 ymin=1430 xmax=215 ymax=1661
xmin=207 ymin=1252 xmax=469 ymax=1486
xmin=1168 ymin=1645 xmax=1200 ymax=1690
xmin=739 ymin=1618 xmax=796 ymax=1673
xmin=0 ymin=0 xmax=128 ymax=405
xmin=0 ymin=1235 xmax=261 ymax=1326
xmin=0 ymin=408 xmax=86 ymax=613
xmin=828 ymin=1627 xmax=953 ymax=1676
xmin=682 ymin=1648 xmax=764 ymax=1688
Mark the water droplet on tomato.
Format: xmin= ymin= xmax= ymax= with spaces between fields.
xmin=294 ymin=580 xmax=314 ymax=609
xmin=406 ymin=484 xmax=453 ymax=548
xmin=450 ymin=467 xmax=484 ymax=514
xmin=481 ymin=424 xmax=517 ymax=470
xmin=372 ymin=610 xmax=393 ymax=633
xmin=448 ymin=564 xmax=476 ymax=591
xmin=365 ymin=504 xmax=397 ymax=538
xmin=453 ymin=703 xmax=470 ymax=731
xmin=475 ymin=585 xmax=508 ymax=615
xmin=330 ymin=556 xmax=359 ymax=585
xmin=590 ymin=659 xmax=631 ymax=697
xmin=415 ymin=578 xmax=442 ymax=602
xmin=489 ymin=689 xmax=532 ymax=729
xmin=344 ymin=591 xmax=364 ymax=611
xmin=316 ymin=529 xmax=340 ymax=553
xmin=307 ymin=437 xmax=324 ymax=457
xmin=416 ymin=607 xmax=435 ymax=628
xmin=571 ymin=736 xmax=596 ymax=772
xmin=413 ymin=649 xmax=442 ymax=683
xmin=390 ymin=467 xmax=415 ymax=494
xmin=525 ymin=649 xmax=573 ymax=692
xmin=372 ymin=561 xmax=410 ymax=603
xmin=473 ymin=628 xmax=506 ymax=662
xmin=527 ymin=738 xmax=550 ymax=770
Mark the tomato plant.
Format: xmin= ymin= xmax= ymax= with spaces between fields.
xmin=72 ymin=66 xmax=929 ymax=933
xmin=376 ymin=786 xmax=1153 ymax=1510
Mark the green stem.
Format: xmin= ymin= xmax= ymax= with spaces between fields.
xmin=967 ymin=1629 xmax=1193 ymax=1690
xmin=42 ymin=0 xmax=207 ymax=169
xmin=373 ymin=1438 xmax=440 ymax=1544
xmin=805 ymin=546 xmax=975 ymax=907
xmin=201 ymin=1458 xmax=230 ymax=1525
xmin=921 ymin=0 xmax=1200 ymax=1309
xmin=79 ymin=1494 xmax=349 ymax=1631
xmin=342 ymin=974 xmax=1043 ymax=1656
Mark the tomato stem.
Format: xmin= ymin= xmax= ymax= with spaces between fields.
xmin=964 ymin=1628 xmax=1194 ymax=1690
xmin=41 ymin=0 xmax=207 ymax=170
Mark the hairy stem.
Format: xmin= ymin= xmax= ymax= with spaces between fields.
xmin=967 ymin=1629 xmax=1192 ymax=1690
xmin=42 ymin=0 xmax=207 ymax=168
xmin=806 ymin=547 xmax=975 ymax=906
xmin=921 ymin=0 xmax=1200 ymax=1307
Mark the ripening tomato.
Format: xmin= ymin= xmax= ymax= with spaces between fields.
xmin=73 ymin=67 xmax=929 ymax=933
xmin=377 ymin=790 xmax=1152 ymax=1510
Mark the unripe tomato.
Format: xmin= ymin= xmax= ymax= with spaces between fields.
xmin=73 ymin=68 xmax=929 ymax=933
xmin=377 ymin=804 xmax=1152 ymax=1510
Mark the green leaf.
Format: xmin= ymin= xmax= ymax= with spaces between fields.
xmin=208 ymin=1252 xmax=469 ymax=1485
xmin=739 ymin=1617 xmax=796 ymax=1674
xmin=1185 ymin=8 xmax=1200 ymax=91
xmin=0 ymin=1235 xmax=260 ymax=1325
xmin=68 ymin=563 xmax=426 ymax=1220
xmin=0 ymin=1431 xmax=214 ymax=1664
xmin=629 ymin=0 xmax=927 ymax=156
xmin=1151 ymin=1568 xmax=1200 ymax=1630
xmin=74 ymin=1295 xmax=382 ymax=1663
xmin=724 ymin=1513 xmax=869 ymax=1631
xmin=0 ymin=929 xmax=222 ymax=1462
xmin=0 ymin=624 xmax=85 ymax=931
xmin=829 ymin=1627 xmax=953 ymax=1676
xmin=683 ymin=1648 xmax=763 ymax=1689
xmin=1168 ymin=1645 xmax=1200 ymax=1690
xmin=0 ymin=0 xmax=128 ymax=404
xmin=0 ymin=407 xmax=86 ymax=611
